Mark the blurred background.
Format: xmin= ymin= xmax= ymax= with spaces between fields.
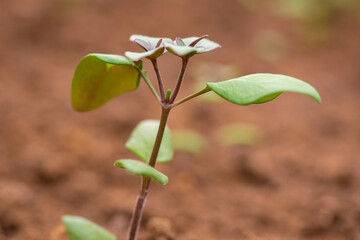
xmin=1 ymin=0 xmax=360 ymax=240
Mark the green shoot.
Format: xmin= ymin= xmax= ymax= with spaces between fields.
xmin=66 ymin=34 xmax=321 ymax=240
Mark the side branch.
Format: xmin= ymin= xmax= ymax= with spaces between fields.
xmin=151 ymin=59 xmax=165 ymax=102
xmin=137 ymin=69 xmax=161 ymax=104
xmin=172 ymin=87 xmax=211 ymax=107
xmin=169 ymin=58 xmax=189 ymax=104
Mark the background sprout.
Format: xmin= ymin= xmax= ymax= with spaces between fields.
xmin=172 ymin=130 xmax=208 ymax=154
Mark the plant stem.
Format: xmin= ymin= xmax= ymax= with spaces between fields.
xmin=138 ymin=69 xmax=161 ymax=104
xmin=126 ymin=178 xmax=148 ymax=240
xmin=148 ymin=107 xmax=171 ymax=167
xmin=169 ymin=58 xmax=188 ymax=104
xmin=151 ymin=59 xmax=165 ymax=103
xmin=172 ymin=87 xmax=211 ymax=107
xmin=127 ymin=106 xmax=171 ymax=240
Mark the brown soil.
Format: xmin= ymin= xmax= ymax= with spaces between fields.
xmin=1 ymin=1 xmax=360 ymax=240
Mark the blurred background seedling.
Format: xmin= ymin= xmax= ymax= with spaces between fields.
xmin=274 ymin=0 xmax=360 ymax=43
xmin=251 ymin=30 xmax=288 ymax=62
xmin=236 ymin=0 xmax=360 ymax=44
xmin=172 ymin=129 xmax=208 ymax=154
xmin=236 ymin=0 xmax=262 ymax=11
xmin=216 ymin=123 xmax=263 ymax=147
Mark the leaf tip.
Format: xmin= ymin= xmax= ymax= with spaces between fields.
xmin=315 ymin=93 xmax=322 ymax=104
xmin=306 ymin=86 xmax=321 ymax=104
xmin=62 ymin=215 xmax=71 ymax=223
xmin=62 ymin=215 xmax=82 ymax=224
xmin=161 ymin=176 xmax=169 ymax=185
xmin=113 ymin=160 xmax=123 ymax=168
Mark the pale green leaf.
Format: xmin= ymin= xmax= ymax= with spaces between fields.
xmin=71 ymin=54 xmax=141 ymax=111
xmin=126 ymin=120 xmax=173 ymax=163
xmin=175 ymin=38 xmax=186 ymax=46
xmin=130 ymin=35 xmax=172 ymax=51
xmin=63 ymin=216 xmax=116 ymax=240
xmin=87 ymin=54 xmax=133 ymax=65
xmin=182 ymin=37 xmax=221 ymax=53
xmin=207 ymin=73 xmax=321 ymax=105
xmin=125 ymin=47 xmax=165 ymax=61
xmin=165 ymin=45 xmax=198 ymax=58
xmin=187 ymin=35 xmax=208 ymax=47
xmin=114 ymin=159 xmax=169 ymax=185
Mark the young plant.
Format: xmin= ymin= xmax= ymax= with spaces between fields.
xmin=63 ymin=35 xmax=321 ymax=240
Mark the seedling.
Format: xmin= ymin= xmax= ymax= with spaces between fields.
xmin=63 ymin=35 xmax=321 ymax=240
xmin=275 ymin=0 xmax=359 ymax=42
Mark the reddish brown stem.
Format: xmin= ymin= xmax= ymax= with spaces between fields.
xmin=127 ymin=107 xmax=171 ymax=240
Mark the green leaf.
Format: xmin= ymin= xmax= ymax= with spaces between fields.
xmin=175 ymin=38 xmax=186 ymax=46
xmin=173 ymin=130 xmax=207 ymax=154
xmin=62 ymin=216 xmax=116 ymax=240
xmin=207 ymin=73 xmax=321 ymax=105
xmin=190 ymin=61 xmax=241 ymax=103
xmin=130 ymin=35 xmax=173 ymax=51
xmin=125 ymin=47 xmax=165 ymax=61
xmin=126 ymin=120 xmax=173 ymax=163
xmin=114 ymin=159 xmax=169 ymax=185
xmin=182 ymin=37 xmax=221 ymax=53
xmin=165 ymin=45 xmax=198 ymax=58
xmin=72 ymin=54 xmax=141 ymax=111
xmin=87 ymin=54 xmax=134 ymax=65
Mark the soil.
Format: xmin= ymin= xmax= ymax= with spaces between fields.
xmin=1 ymin=0 xmax=360 ymax=240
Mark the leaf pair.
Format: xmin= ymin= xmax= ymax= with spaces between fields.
xmin=72 ymin=44 xmax=321 ymax=113
xmin=114 ymin=120 xmax=173 ymax=185
xmin=126 ymin=35 xmax=221 ymax=61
